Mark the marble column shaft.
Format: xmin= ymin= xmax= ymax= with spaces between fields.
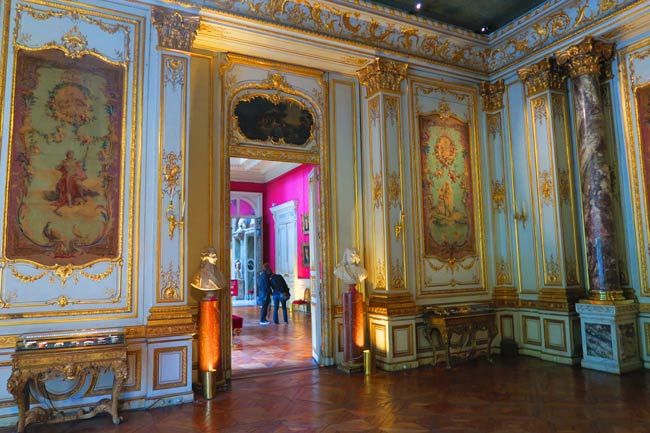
xmin=572 ymin=74 xmax=620 ymax=294
xmin=557 ymin=38 xmax=621 ymax=299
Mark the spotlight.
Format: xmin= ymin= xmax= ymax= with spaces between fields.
xmin=479 ymin=25 xmax=490 ymax=34
xmin=415 ymin=2 xmax=422 ymax=11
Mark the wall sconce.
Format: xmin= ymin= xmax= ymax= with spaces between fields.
xmin=394 ymin=209 xmax=405 ymax=240
xmin=166 ymin=200 xmax=184 ymax=240
xmin=513 ymin=203 xmax=527 ymax=229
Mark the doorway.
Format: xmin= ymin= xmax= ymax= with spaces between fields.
xmin=229 ymin=158 xmax=319 ymax=377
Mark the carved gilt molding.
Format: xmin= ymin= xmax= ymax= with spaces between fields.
xmin=152 ymin=6 xmax=199 ymax=51
xmin=556 ymin=37 xmax=615 ymax=78
xmin=518 ymin=58 xmax=566 ymax=97
xmin=480 ymin=80 xmax=505 ymax=112
xmin=357 ymin=58 xmax=408 ymax=96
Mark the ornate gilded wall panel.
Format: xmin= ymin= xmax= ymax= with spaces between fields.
xmin=507 ymin=81 xmax=539 ymax=294
xmin=156 ymin=53 xmax=187 ymax=304
xmin=410 ymin=78 xmax=485 ymax=295
xmin=485 ymin=110 xmax=514 ymax=289
xmin=0 ymin=0 xmax=142 ymax=320
xmin=619 ymin=39 xmax=650 ymax=296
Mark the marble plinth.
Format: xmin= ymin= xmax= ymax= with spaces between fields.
xmin=576 ymin=302 xmax=642 ymax=374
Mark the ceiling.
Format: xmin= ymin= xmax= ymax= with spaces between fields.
xmin=365 ymin=0 xmax=547 ymax=33
xmin=230 ymin=158 xmax=300 ymax=183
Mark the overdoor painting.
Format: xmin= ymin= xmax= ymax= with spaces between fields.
xmin=234 ymin=95 xmax=314 ymax=146
xmin=419 ymin=113 xmax=476 ymax=261
xmin=4 ymin=49 xmax=124 ymax=266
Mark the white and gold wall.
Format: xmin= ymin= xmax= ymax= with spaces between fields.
xmin=1 ymin=0 xmax=650 ymax=425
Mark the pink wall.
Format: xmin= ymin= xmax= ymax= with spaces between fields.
xmin=265 ymin=165 xmax=314 ymax=279
xmin=231 ymin=165 xmax=314 ymax=279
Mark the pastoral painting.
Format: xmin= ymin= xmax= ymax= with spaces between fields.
xmin=4 ymin=49 xmax=124 ymax=266
xmin=234 ymin=95 xmax=314 ymax=146
xmin=636 ymin=85 xmax=650 ymax=218
xmin=419 ymin=113 xmax=476 ymax=261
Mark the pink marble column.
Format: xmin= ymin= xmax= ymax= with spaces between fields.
xmin=557 ymin=38 xmax=623 ymax=301
xmin=342 ymin=285 xmax=364 ymax=370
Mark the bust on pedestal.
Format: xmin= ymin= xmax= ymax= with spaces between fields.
xmin=190 ymin=247 xmax=227 ymax=399
xmin=334 ymin=248 xmax=367 ymax=373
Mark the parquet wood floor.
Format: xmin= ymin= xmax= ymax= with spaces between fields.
xmin=3 ymin=310 xmax=650 ymax=432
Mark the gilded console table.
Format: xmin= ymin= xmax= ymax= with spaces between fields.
xmin=7 ymin=330 xmax=128 ymax=433
xmin=423 ymin=304 xmax=497 ymax=369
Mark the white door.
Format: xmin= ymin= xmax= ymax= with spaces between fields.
xmin=270 ymin=201 xmax=297 ymax=292
xmin=308 ymin=169 xmax=321 ymax=364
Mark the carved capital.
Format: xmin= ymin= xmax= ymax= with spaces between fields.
xmin=357 ymin=58 xmax=408 ymax=96
xmin=152 ymin=7 xmax=199 ymax=51
xmin=556 ymin=37 xmax=615 ymax=79
xmin=517 ymin=58 xmax=566 ymax=97
xmin=480 ymin=80 xmax=505 ymax=111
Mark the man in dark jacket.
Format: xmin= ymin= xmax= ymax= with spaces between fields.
xmin=257 ymin=263 xmax=272 ymax=325
xmin=269 ymin=273 xmax=290 ymax=324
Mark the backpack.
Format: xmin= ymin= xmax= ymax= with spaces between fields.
xmin=270 ymin=274 xmax=291 ymax=300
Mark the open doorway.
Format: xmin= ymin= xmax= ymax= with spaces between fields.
xmin=229 ymin=157 xmax=319 ymax=377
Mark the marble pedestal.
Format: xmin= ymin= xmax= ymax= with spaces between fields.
xmin=338 ymin=285 xmax=364 ymax=374
xmin=576 ymin=302 xmax=642 ymax=374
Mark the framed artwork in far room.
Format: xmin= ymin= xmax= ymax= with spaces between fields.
xmin=301 ymin=242 xmax=310 ymax=267
xmin=302 ymin=213 xmax=309 ymax=235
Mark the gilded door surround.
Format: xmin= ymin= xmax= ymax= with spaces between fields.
xmin=218 ymin=53 xmax=334 ymax=367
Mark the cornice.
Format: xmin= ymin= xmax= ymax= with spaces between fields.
xmin=166 ymin=0 xmax=637 ymax=73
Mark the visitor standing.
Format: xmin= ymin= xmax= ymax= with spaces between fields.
xmin=257 ymin=263 xmax=272 ymax=325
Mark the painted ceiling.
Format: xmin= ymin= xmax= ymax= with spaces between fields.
xmin=365 ymin=0 xmax=547 ymax=33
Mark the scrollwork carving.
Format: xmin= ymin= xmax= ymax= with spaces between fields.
xmin=152 ymin=6 xmax=199 ymax=51
xmin=357 ymin=58 xmax=408 ymax=96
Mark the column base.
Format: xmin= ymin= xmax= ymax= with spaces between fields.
xmin=576 ymin=301 xmax=642 ymax=374
xmin=338 ymin=361 xmax=364 ymax=374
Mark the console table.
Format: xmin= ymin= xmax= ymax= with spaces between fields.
xmin=423 ymin=304 xmax=497 ymax=369
xmin=7 ymin=330 xmax=128 ymax=433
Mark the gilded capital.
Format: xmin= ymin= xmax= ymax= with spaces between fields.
xmin=556 ymin=37 xmax=615 ymax=79
xmin=517 ymin=58 xmax=566 ymax=97
xmin=480 ymin=80 xmax=505 ymax=111
xmin=357 ymin=58 xmax=408 ymax=96
xmin=152 ymin=7 xmax=199 ymax=51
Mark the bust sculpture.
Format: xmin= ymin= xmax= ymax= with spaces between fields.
xmin=333 ymin=248 xmax=367 ymax=286
xmin=190 ymin=247 xmax=227 ymax=295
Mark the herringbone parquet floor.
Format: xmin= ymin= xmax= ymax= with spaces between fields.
xmin=2 ymin=308 xmax=650 ymax=433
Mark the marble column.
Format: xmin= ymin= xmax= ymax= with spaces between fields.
xmin=556 ymin=38 xmax=622 ymax=302
xmin=557 ymin=38 xmax=641 ymax=374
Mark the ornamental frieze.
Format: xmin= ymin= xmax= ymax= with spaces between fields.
xmin=184 ymin=0 xmax=632 ymax=73
xmin=152 ymin=6 xmax=199 ymax=51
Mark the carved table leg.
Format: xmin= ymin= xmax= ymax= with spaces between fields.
xmin=110 ymin=359 xmax=127 ymax=424
xmin=445 ymin=331 xmax=452 ymax=370
xmin=486 ymin=324 xmax=498 ymax=364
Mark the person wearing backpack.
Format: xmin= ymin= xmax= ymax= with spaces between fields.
xmin=269 ymin=273 xmax=290 ymax=324
xmin=256 ymin=263 xmax=272 ymax=325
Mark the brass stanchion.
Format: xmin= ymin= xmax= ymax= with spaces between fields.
xmin=364 ymin=349 xmax=373 ymax=375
